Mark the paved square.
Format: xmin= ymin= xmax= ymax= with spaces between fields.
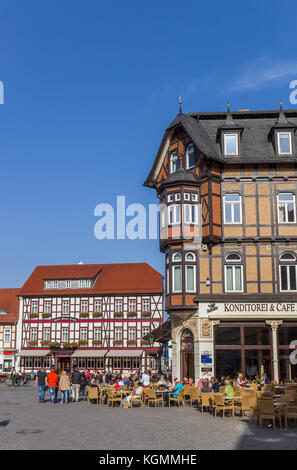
xmin=0 ymin=385 xmax=297 ymax=450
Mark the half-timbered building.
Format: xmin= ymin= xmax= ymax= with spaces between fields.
xmin=0 ymin=289 xmax=19 ymax=372
xmin=144 ymin=103 xmax=297 ymax=383
xmin=16 ymin=263 xmax=163 ymax=374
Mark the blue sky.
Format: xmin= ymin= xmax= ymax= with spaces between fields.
xmin=1 ymin=0 xmax=297 ymax=287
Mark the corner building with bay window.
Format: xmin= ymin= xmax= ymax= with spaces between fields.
xmin=16 ymin=263 xmax=163 ymax=374
xmin=145 ymin=104 xmax=297 ymax=383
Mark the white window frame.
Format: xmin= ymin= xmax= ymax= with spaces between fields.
xmin=184 ymin=204 xmax=198 ymax=224
xmin=277 ymin=132 xmax=292 ymax=155
xmin=129 ymin=328 xmax=136 ymax=341
xmin=277 ymin=193 xmax=296 ymax=224
xmin=4 ymin=328 xmax=11 ymax=342
xmin=224 ymin=264 xmax=243 ymax=293
xmin=94 ymin=328 xmax=101 ymax=341
xmin=184 ymin=193 xmax=190 ymax=201
xmin=186 ymin=143 xmax=195 ymax=169
xmin=170 ymin=152 xmax=178 ymax=174
xmin=115 ymin=328 xmax=122 ymax=341
xmin=192 ymin=194 xmax=198 ymax=202
xmin=168 ymin=204 xmax=181 ymax=225
xmin=172 ymin=252 xmax=182 ymax=262
xmin=186 ymin=265 xmax=196 ymax=293
xmin=224 ymin=133 xmax=239 ymax=156
xmin=94 ymin=300 xmax=102 ymax=312
xmin=185 ymin=252 xmax=196 ymax=262
xmin=175 ymin=193 xmax=181 ymax=201
xmin=80 ymin=327 xmax=88 ymax=341
xmin=66 ymin=280 xmax=71 ymax=288
xmin=167 ymin=194 xmax=174 ymax=202
xmin=223 ymin=194 xmax=242 ymax=224
xmin=30 ymin=328 xmax=37 ymax=341
xmin=43 ymin=328 xmax=50 ymax=341
xmin=279 ymin=255 xmax=297 ymax=292
xmin=172 ymin=265 xmax=182 ymax=293
xmin=62 ymin=328 xmax=69 ymax=343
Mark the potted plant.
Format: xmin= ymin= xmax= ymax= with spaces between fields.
xmin=63 ymin=342 xmax=78 ymax=349
xmin=42 ymin=313 xmax=51 ymax=319
xmin=142 ymin=311 xmax=152 ymax=318
xmin=93 ymin=340 xmax=102 ymax=345
xmin=114 ymin=339 xmax=123 ymax=345
xmin=29 ymin=313 xmax=39 ymax=319
xmin=28 ymin=340 xmax=38 ymax=346
xmin=93 ymin=312 xmax=102 ymax=318
xmin=78 ymin=339 xmax=88 ymax=346
xmin=79 ymin=312 xmax=89 ymax=318
xmin=114 ymin=312 xmax=123 ymax=318
xmin=141 ymin=339 xmax=149 ymax=346
xmin=41 ymin=339 xmax=51 ymax=346
xmin=127 ymin=312 xmax=137 ymax=318
xmin=127 ymin=339 xmax=137 ymax=345
xmin=49 ymin=341 xmax=61 ymax=348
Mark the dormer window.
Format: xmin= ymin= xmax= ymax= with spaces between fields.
xmin=277 ymin=132 xmax=292 ymax=155
xmin=186 ymin=143 xmax=195 ymax=169
xmin=224 ymin=133 xmax=239 ymax=156
xmin=170 ymin=151 xmax=178 ymax=174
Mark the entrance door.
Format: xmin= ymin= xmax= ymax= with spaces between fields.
xmin=57 ymin=357 xmax=71 ymax=374
xmin=180 ymin=329 xmax=194 ymax=380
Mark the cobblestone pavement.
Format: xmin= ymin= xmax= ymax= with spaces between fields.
xmin=0 ymin=385 xmax=297 ymax=450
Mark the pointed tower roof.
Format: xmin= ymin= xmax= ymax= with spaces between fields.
xmin=218 ymin=103 xmax=244 ymax=133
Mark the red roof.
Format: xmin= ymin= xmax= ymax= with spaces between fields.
xmin=0 ymin=289 xmax=19 ymax=323
xmin=19 ymin=263 xmax=163 ymax=296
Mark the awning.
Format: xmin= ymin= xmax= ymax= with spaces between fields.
xmin=106 ymin=349 xmax=143 ymax=358
xmin=71 ymin=349 xmax=108 ymax=358
xmin=17 ymin=350 xmax=51 ymax=357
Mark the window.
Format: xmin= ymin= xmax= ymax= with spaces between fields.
xmin=186 ymin=144 xmax=195 ymax=168
xmin=96 ymin=358 xmax=104 ymax=369
xmin=175 ymin=193 xmax=181 ymax=201
xmin=31 ymin=302 xmax=38 ymax=314
xmin=94 ymin=300 xmax=102 ymax=312
xmin=43 ymin=328 xmax=50 ymax=341
xmin=184 ymin=204 xmax=198 ymax=224
xmin=185 ymin=252 xmax=196 ymax=262
xmin=94 ymin=328 xmax=101 ymax=341
xmin=279 ymin=253 xmax=297 ymax=292
xmin=87 ymin=358 xmax=95 ymax=369
xmin=166 ymin=268 xmax=169 ymax=294
xmin=224 ymin=134 xmax=238 ymax=156
xmin=184 ymin=193 xmax=190 ymax=201
xmin=80 ymin=328 xmax=88 ymax=341
xmin=44 ymin=302 xmax=51 ymax=314
xmin=115 ymin=328 xmax=122 ymax=341
xmin=172 ymin=252 xmax=182 ymax=262
xmin=277 ymin=193 xmax=296 ymax=223
xmin=30 ymin=328 xmax=37 ymax=341
xmin=142 ymin=327 xmax=150 ymax=337
xmin=62 ymin=328 xmax=69 ymax=343
xmin=129 ymin=300 xmax=136 ymax=312
xmin=170 ymin=151 xmax=178 ymax=173
xmin=224 ymin=253 xmax=243 ymax=292
xmin=186 ymin=265 xmax=196 ymax=292
xmin=113 ymin=358 xmax=121 ymax=369
xmin=79 ymin=279 xmax=91 ymax=288
xmin=192 ymin=194 xmax=198 ymax=202
xmin=62 ymin=301 xmax=69 ymax=315
xmin=129 ymin=328 xmax=136 ymax=340
xmin=43 ymin=356 xmax=51 ymax=368
xmin=123 ymin=357 xmax=131 ymax=369
xmin=115 ymin=300 xmax=123 ymax=312
xmin=224 ymin=194 xmax=242 ymax=224
xmin=167 ymin=194 xmax=174 ymax=202
xmin=168 ymin=205 xmax=181 ymax=224
xmin=133 ymin=357 xmax=140 ymax=369
xmin=277 ymin=132 xmax=292 ymax=155
xmin=66 ymin=280 xmax=71 ymax=288
xmin=53 ymin=281 xmax=58 ymax=289
xmin=4 ymin=328 xmax=11 ymax=342
xmin=172 ymin=265 xmax=182 ymax=292
xmin=81 ymin=301 xmax=88 ymax=313
xmin=78 ymin=358 xmax=85 ymax=369
xmin=25 ymin=357 xmax=33 ymax=368
xmin=142 ymin=299 xmax=150 ymax=312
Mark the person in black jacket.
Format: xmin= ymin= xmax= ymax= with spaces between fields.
xmin=211 ymin=377 xmax=220 ymax=393
xmin=80 ymin=372 xmax=87 ymax=397
xmin=71 ymin=367 xmax=81 ymax=402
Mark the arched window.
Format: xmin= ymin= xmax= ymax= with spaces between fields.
xmin=279 ymin=252 xmax=297 ymax=292
xmin=224 ymin=253 xmax=243 ymax=292
xmin=185 ymin=252 xmax=196 ymax=262
xmin=172 ymin=252 xmax=182 ymax=262
xmin=186 ymin=144 xmax=195 ymax=169
xmin=170 ymin=151 xmax=178 ymax=174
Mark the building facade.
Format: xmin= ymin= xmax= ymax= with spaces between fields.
xmin=0 ymin=289 xmax=19 ymax=372
xmin=145 ymin=105 xmax=297 ymax=383
xmin=16 ymin=263 xmax=163 ymax=374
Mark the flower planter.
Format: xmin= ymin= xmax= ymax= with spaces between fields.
xmin=49 ymin=342 xmax=61 ymax=348
xmin=114 ymin=340 xmax=123 ymax=345
xmin=78 ymin=340 xmax=88 ymax=346
xmin=142 ymin=312 xmax=152 ymax=318
xmin=93 ymin=312 xmax=102 ymax=318
xmin=63 ymin=342 xmax=78 ymax=349
xmin=127 ymin=340 xmax=137 ymax=345
xmin=42 ymin=313 xmax=51 ymax=319
xmin=29 ymin=313 xmax=39 ymax=319
xmin=79 ymin=313 xmax=89 ymax=318
xmin=141 ymin=339 xmax=149 ymax=346
xmin=28 ymin=341 xmax=38 ymax=347
xmin=41 ymin=340 xmax=51 ymax=346
xmin=127 ymin=312 xmax=137 ymax=318
xmin=93 ymin=340 xmax=102 ymax=345
xmin=114 ymin=312 xmax=123 ymax=318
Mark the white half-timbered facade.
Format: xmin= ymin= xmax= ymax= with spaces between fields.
xmin=16 ymin=263 xmax=163 ymax=374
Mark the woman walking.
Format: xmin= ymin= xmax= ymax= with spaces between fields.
xmin=59 ymin=370 xmax=71 ymax=404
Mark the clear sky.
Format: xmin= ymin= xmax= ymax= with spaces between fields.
xmin=1 ymin=0 xmax=297 ymax=287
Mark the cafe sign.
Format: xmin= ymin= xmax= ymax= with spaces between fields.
xmin=200 ymin=302 xmax=297 ymax=317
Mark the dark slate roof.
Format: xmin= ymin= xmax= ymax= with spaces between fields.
xmin=159 ymin=166 xmax=199 ymax=187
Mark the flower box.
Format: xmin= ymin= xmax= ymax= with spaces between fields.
xmin=141 ymin=339 xmax=149 ymax=345
xmin=49 ymin=342 xmax=61 ymax=348
xmin=78 ymin=340 xmax=88 ymax=346
xmin=127 ymin=312 xmax=137 ymax=318
xmin=41 ymin=340 xmax=51 ymax=346
xmin=114 ymin=312 xmax=123 ymax=318
xmin=93 ymin=340 xmax=102 ymax=345
xmin=63 ymin=342 xmax=78 ymax=349
xmin=142 ymin=312 xmax=152 ymax=318
xmin=127 ymin=340 xmax=137 ymax=345
xmin=28 ymin=340 xmax=38 ymax=346
xmin=29 ymin=313 xmax=39 ymax=319
xmin=114 ymin=340 xmax=123 ymax=345
xmin=42 ymin=313 xmax=51 ymax=319
xmin=80 ymin=312 xmax=89 ymax=318
xmin=93 ymin=312 xmax=102 ymax=318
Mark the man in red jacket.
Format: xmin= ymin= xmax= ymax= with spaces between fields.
xmin=46 ymin=367 xmax=59 ymax=405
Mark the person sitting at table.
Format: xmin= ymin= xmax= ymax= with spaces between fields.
xmin=183 ymin=377 xmax=189 ymax=385
xmin=225 ymin=379 xmax=234 ymax=398
xmin=219 ymin=376 xmax=226 ymax=387
xmin=236 ymin=373 xmax=246 ymax=388
xmin=113 ymin=381 xmax=121 ymax=391
xmin=122 ymin=382 xmax=143 ymax=407
xmin=171 ymin=379 xmax=184 ymax=399
xmin=188 ymin=378 xmax=194 ymax=387
xmin=156 ymin=381 xmax=170 ymax=406
xmin=260 ymin=373 xmax=270 ymax=387
xmin=211 ymin=377 xmax=220 ymax=393
xmin=118 ymin=377 xmax=125 ymax=387
xmin=201 ymin=380 xmax=212 ymax=393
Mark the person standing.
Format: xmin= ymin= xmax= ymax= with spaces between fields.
xmin=80 ymin=371 xmax=87 ymax=398
xmin=59 ymin=370 xmax=71 ymax=404
xmin=142 ymin=370 xmax=151 ymax=388
xmin=71 ymin=367 xmax=81 ymax=402
xmin=46 ymin=367 xmax=59 ymax=405
xmin=10 ymin=368 xmax=17 ymax=387
xmin=35 ymin=368 xmax=47 ymax=403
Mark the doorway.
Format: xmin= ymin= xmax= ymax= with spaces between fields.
xmin=180 ymin=329 xmax=194 ymax=380
xmin=57 ymin=357 xmax=71 ymax=374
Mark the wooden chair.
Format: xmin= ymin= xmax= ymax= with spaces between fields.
xmin=189 ymin=388 xmax=201 ymax=407
xmin=130 ymin=394 xmax=143 ymax=408
xmin=213 ymin=394 xmax=234 ymax=418
xmin=106 ymin=389 xmax=122 ymax=407
xmin=249 ymin=384 xmax=259 ymax=391
xmin=284 ymin=406 xmax=297 ymax=429
xmin=143 ymin=388 xmax=154 ymax=406
xmin=233 ymin=395 xmax=251 ymax=417
xmin=147 ymin=390 xmax=164 ymax=407
xmin=169 ymin=389 xmax=184 ymax=407
xmin=259 ymin=399 xmax=281 ymax=430
xmin=199 ymin=392 xmax=213 ymax=413
xmin=87 ymin=387 xmax=99 ymax=405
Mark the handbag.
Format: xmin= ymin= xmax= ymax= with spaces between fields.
xmin=44 ymin=385 xmax=49 ymax=392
